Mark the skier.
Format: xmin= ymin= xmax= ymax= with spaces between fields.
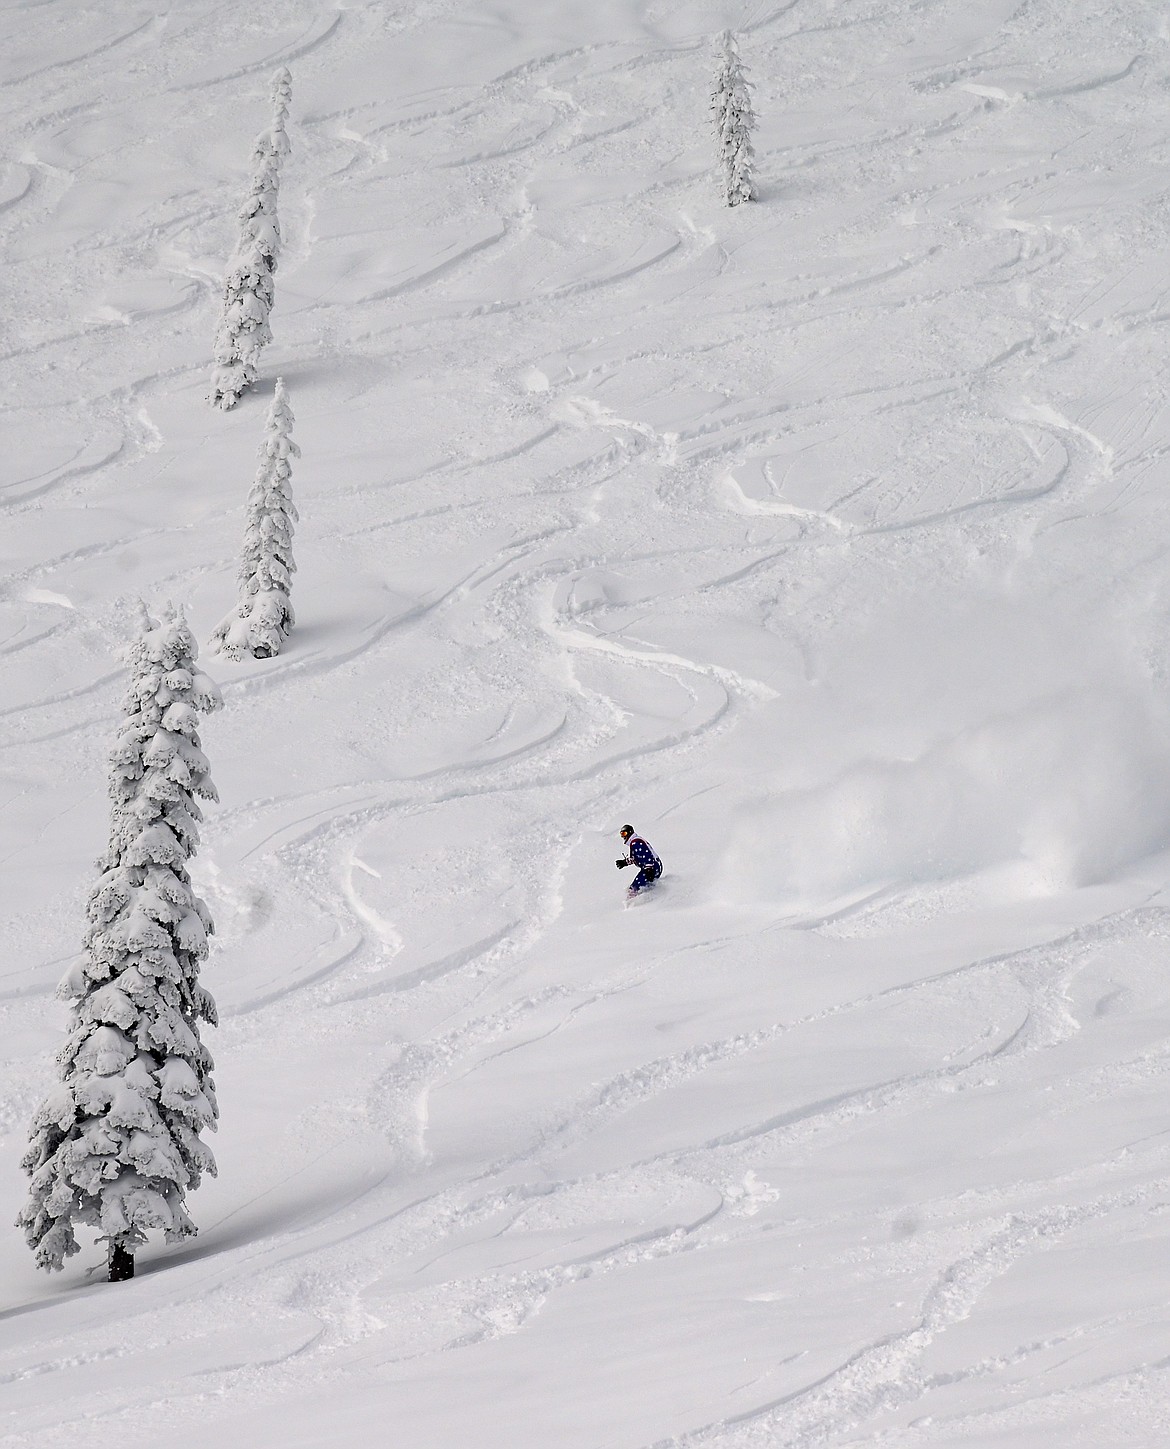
xmin=615 ymin=824 xmax=663 ymax=899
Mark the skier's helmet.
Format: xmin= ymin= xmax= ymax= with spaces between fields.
xmin=620 ymin=824 xmax=635 ymax=840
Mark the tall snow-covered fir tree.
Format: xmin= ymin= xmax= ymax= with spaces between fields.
xmin=17 ymin=608 xmax=223 ymax=1282
xmin=712 ymin=31 xmax=756 ymax=206
xmin=209 ymin=377 xmax=299 ymax=660
xmin=209 ymin=67 xmax=293 ymax=410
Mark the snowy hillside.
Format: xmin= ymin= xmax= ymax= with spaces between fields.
xmin=5 ymin=0 xmax=1170 ymax=1443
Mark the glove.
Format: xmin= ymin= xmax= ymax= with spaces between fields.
xmin=616 ymin=858 xmax=630 ymax=869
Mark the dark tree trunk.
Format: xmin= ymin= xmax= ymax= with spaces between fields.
xmin=108 ymin=1242 xmax=135 ymax=1282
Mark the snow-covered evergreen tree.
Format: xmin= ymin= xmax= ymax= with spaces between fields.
xmin=209 ymin=67 xmax=293 ymax=410
xmin=712 ymin=31 xmax=756 ymax=206
xmin=209 ymin=377 xmax=299 ymax=660
xmin=17 ymin=608 xmax=222 ymax=1282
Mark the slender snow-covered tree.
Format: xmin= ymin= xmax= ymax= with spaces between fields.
xmin=210 ymin=67 xmax=293 ymax=410
xmin=209 ymin=377 xmax=299 ymax=660
xmin=712 ymin=31 xmax=756 ymax=206
xmin=17 ymin=607 xmax=222 ymax=1282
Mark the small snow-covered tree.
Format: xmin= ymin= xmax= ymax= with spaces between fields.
xmin=270 ymin=64 xmax=292 ymax=140
xmin=712 ymin=31 xmax=756 ymax=206
xmin=17 ymin=607 xmax=222 ymax=1282
xmin=210 ymin=377 xmax=299 ymax=660
xmin=210 ymin=67 xmax=293 ymax=410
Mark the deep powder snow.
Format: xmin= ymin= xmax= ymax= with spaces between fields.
xmin=3 ymin=2 xmax=1170 ymax=1446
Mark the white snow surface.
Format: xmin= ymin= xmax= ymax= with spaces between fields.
xmin=4 ymin=2 xmax=1170 ymax=1445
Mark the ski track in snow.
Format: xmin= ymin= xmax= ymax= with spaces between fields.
xmin=5 ymin=0 xmax=1170 ymax=1445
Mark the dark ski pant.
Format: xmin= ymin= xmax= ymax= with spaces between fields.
xmin=628 ymin=864 xmax=661 ymax=895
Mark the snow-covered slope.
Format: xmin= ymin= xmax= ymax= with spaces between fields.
xmin=5 ymin=1 xmax=1170 ymax=1444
